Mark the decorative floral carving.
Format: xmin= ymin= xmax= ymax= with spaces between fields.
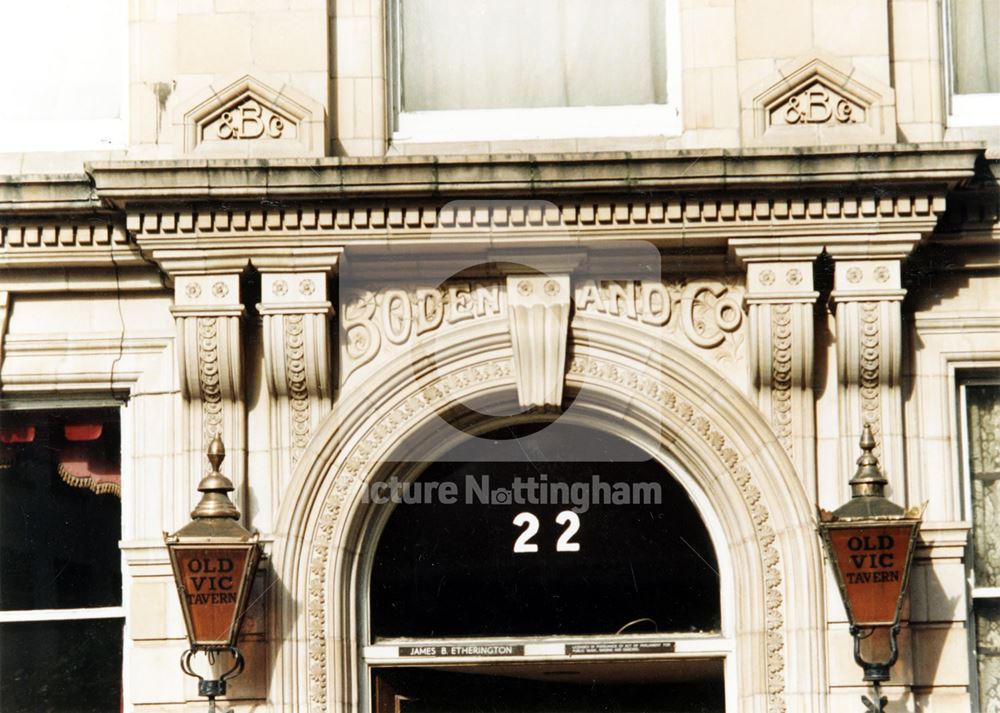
xmin=859 ymin=302 xmax=881 ymax=451
xmin=771 ymin=304 xmax=793 ymax=454
xmin=307 ymin=359 xmax=515 ymax=709
xmin=785 ymin=269 xmax=802 ymax=286
xmin=299 ymin=278 xmax=316 ymax=296
xmin=196 ymin=317 xmax=223 ymax=450
xmin=543 ymin=279 xmax=560 ymax=296
xmin=185 ymin=282 xmax=202 ymax=299
xmin=846 ymin=267 xmax=863 ymax=284
xmin=212 ymin=281 xmax=229 ymax=299
xmin=760 ymin=269 xmax=776 ymax=286
xmin=874 ymin=266 xmax=890 ymax=283
xmin=284 ymin=314 xmax=311 ymax=465
xmin=273 ymin=280 xmax=289 ymax=296
xmin=517 ymin=280 xmax=533 ymax=296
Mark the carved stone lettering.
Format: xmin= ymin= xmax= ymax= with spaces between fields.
xmin=206 ymin=98 xmax=293 ymax=142
xmin=770 ymin=82 xmax=864 ymax=127
xmin=341 ymin=279 xmax=747 ymax=386
xmin=573 ymin=280 xmax=746 ymax=360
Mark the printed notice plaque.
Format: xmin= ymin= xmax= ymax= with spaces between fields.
xmin=566 ymin=642 xmax=676 ymax=656
xmin=399 ymin=645 xmax=525 ymax=657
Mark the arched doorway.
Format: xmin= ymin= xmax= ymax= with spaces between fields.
xmin=271 ymin=329 xmax=826 ymax=713
xmin=364 ymin=421 xmax=730 ymax=712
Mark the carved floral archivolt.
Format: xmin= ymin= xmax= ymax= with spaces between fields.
xmin=304 ymin=354 xmax=786 ymax=712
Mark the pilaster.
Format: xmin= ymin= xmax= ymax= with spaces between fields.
xmin=257 ymin=270 xmax=334 ymax=499
xmin=744 ymin=261 xmax=820 ymax=487
xmin=171 ymin=273 xmax=246 ymax=521
xmin=830 ymin=257 xmax=907 ymax=499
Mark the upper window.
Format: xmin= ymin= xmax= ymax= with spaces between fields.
xmin=961 ymin=381 xmax=1000 ymax=711
xmin=945 ymin=0 xmax=1000 ymax=126
xmin=388 ymin=0 xmax=682 ymax=142
xmin=0 ymin=408 xmax=122 ymax=713
xmin=0 ymin=1 xmax=127 ymax=152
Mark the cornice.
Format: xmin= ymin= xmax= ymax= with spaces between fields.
xmin=88 ymin=143 xmax=982 ymax=204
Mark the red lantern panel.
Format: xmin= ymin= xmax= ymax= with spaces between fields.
xmin=171 ymin=546 xmax=255 ymax=647
xmin=825 ymin=523 xmax=917 ymax=627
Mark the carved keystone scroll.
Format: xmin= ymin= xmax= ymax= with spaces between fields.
xmin=507 ymin=275 xmax=570 ymax=410
xmin=178 ymin=75 xmax=326 ymax=157
xmin=742 ymin=52 xmax=896 ymax=146
xmin=258 ymin=271 xmax=334 ymax=490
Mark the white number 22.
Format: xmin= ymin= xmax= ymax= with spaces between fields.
xmin=512 ymin=511 xmax=581 ymax=553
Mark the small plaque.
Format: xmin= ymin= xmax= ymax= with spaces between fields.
xmin=565 ymin=642 xmax=676 ymax=656
xmin=399 ymin=644 xmax=525 ymax=658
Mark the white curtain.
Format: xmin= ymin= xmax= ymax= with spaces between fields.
xmin=951 ymin=0 xmax=1000 ymax=94
xmin=400 ymin=0 xmax=667 ymax=112
xmin=969 ymin=385 xmax=1000 ymax=712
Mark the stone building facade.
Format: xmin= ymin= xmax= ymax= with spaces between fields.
xmin=0 ymin=1 xmax=997 ymax=712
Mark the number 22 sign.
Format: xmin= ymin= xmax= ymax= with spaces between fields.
xmin=513 ymin=511 xmax=581 ymax=553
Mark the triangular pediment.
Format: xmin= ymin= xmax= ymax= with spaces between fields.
xmin=741 ymin=52 xmax=896 ymax=146
xmin=178 ymin=74 xmax=325 ymax=157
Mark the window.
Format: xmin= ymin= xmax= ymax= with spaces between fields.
xmin=944 ymin=0 xmax=1000 ymax=126
xmin=388 ymin=0 xmax=682 ymax=142
xmin=0 ymin=408 xmax=122 ymax=713
xmin=365 ymin=423 xmax=727 ymax=713
xmin=962 ymin=382 xmax=1000 ymax=710
xmin=0 ymin=1 xmax=127 ymax=151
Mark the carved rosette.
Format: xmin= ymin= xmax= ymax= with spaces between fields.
xmin=172 ymin=274 xmax=245 ymax=511
xmin=832 ymin=259 xmax=905 ymax=494
xmin=506 ymin=275 xmax=571 ymax=410
xmin=259 ymin=272 xmax=334 ymax=487
xmin=745 ymin=263 xmax=818 ymax=483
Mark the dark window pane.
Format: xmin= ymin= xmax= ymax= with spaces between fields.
xmin=0 ymin=618 xmax=123 ymax=713
xmin=372 ymin=665 xmax=725 ymax=713
xmin=371 ymin=424 xmax=721 ymax=639
xmin=0 ymin=413 xmax=121 ymax=610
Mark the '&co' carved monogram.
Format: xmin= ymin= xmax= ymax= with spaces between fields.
xmin=216 ymin=99 xmax=285 ymax=140
xmin=778 ymin=85 xmax=861 ymax=125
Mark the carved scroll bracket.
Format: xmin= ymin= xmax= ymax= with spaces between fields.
xmin=507 ymin=274 xmax=571 ymax=410
xmin=171 ymin=273 xmax=246 ymax=520
xmin=258 ymin=271 xmax=334 ymax=496
xmin=745 ymin=262 xmax=819 ymax=487
xmin=831 ymin=258 xmax=906 ymax=499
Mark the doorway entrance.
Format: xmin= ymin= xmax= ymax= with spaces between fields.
xmin=364 ymin=422 xmax=730 ymax=713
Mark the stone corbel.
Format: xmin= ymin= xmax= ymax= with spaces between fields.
xmin=744 ymin=262 xmax=819 ymax=484
xmin=171 ymin=273 xmax=246 ymax=517
xmin=830 ymin=258 xmax=906 ymax=496
xmin=257 ymin=271 xmax=334 ymax=487
xmin=506 ymin=275 xmax=571 ymax=410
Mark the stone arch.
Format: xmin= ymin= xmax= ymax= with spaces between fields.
xmin=271 ymin=321 xmax=828 ymax=713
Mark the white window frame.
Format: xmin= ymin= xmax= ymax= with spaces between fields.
xmin=959 ymin=377 xmax=1000 ymax=711
xmin=387 ymin=0 xmax=683 ymax=144
xmin=941 ymin=0 xmax=1000 ymax=128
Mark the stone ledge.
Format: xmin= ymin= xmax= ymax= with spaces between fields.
xmin=88 ymin=143 xmax=984 ymax=204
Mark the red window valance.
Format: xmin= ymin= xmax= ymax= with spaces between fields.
xmin=0 ymin=420 xmax=120 ymax=497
